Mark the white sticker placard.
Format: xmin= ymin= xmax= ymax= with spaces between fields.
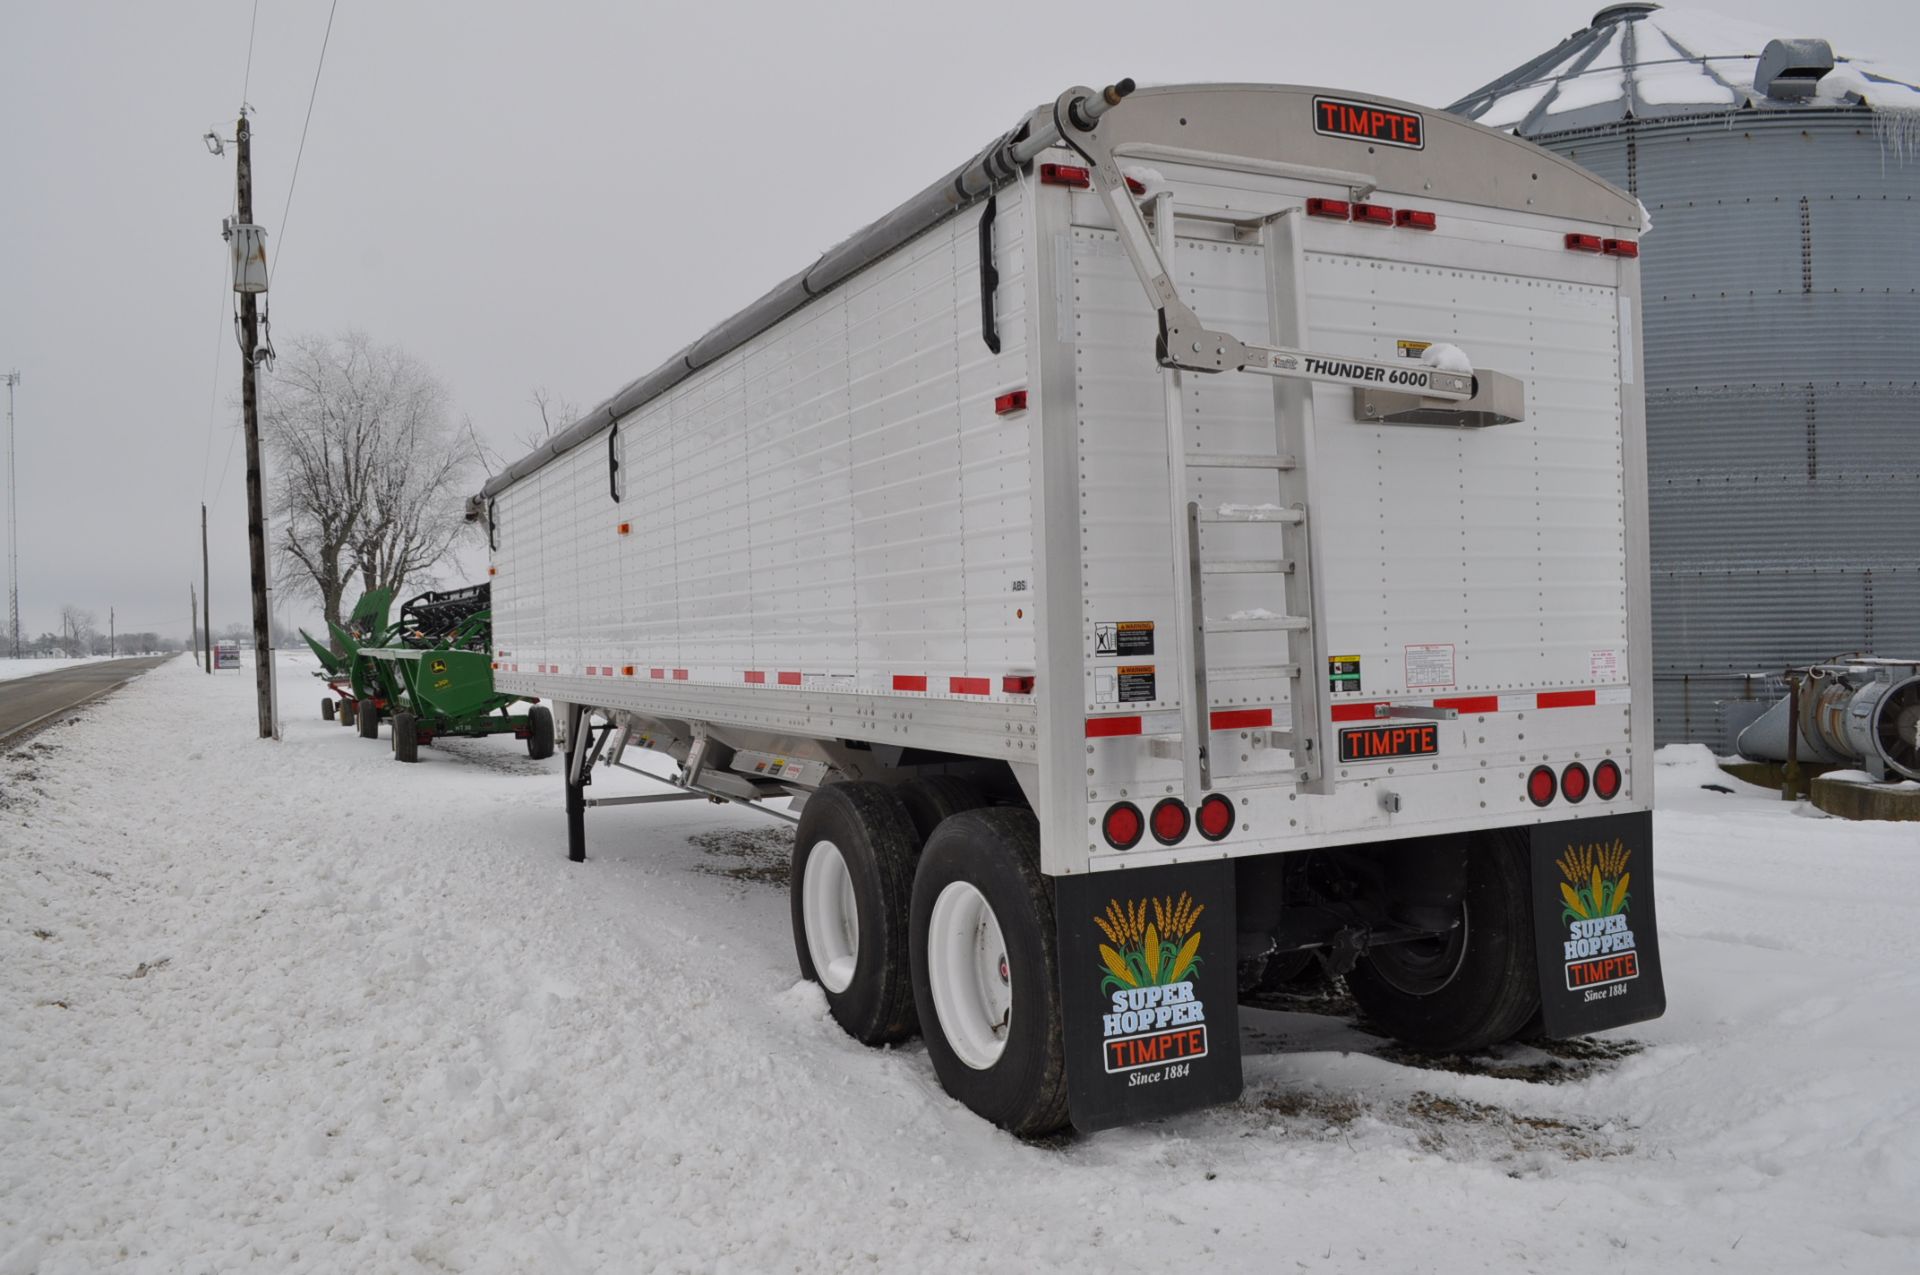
xmin=1404 ymin=643 xmax=1456 ymax=690
xmin=1590 ymin=648 xmax=1622 ymax=680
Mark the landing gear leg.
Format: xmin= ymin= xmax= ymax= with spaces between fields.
xmin=564 ymin=702 xmax=589 ymax=863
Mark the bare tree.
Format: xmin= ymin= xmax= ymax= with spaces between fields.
xmin=470 ymin=385 xmax=580 ymax=477
xmin=57 ymin=604 xmax=95 ymax=655
xmin=262 ymin=332 xmax=480 ymax=640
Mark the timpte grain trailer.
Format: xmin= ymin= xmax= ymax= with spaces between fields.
xmin=472 ymin=80 xmax=1666 ymax=1134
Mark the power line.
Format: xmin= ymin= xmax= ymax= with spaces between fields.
xmin=271 ymin=0 xmax=339 ymax=283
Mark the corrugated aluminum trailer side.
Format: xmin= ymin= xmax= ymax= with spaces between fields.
xmin=474 ymin=81 xmax=1666 ymax=1135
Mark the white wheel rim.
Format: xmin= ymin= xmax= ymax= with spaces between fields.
xmin=801 ymin=840 xmax=859 ymax=994
xmin=927 ymin=881 xmax=1012 ymax=1071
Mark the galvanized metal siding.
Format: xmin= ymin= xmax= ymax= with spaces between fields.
xmin=1539 ymin=113 xmax=1920 ymax=747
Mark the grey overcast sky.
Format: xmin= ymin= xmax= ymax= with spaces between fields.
xmin=2 ymin=0 xmax=1914 ymax=642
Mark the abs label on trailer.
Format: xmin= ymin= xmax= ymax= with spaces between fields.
xmin=1328 ymin=655 xmax=1363 ymax=694
xmin=1530 ymin=811 xmax=1666 ymax=1037
xmin=1056 ymin=860 xmax=1241 ymax=1132
xmin=1311 ymin=95 xmax=1425 ymax=150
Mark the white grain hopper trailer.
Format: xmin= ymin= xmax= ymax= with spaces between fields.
xmin=473 ymin=80 xmax=1665 ymax=1135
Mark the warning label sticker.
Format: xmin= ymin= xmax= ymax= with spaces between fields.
xmin=1590 ymin=648 xmax=1622 ymax=680
xmin=1396 ymin=339 xmax=1431 ymax=360
xmin=1095 ymin=621 xmax=1155 ymax=658
xmin=1405 ymin=643 xmax=1456 ymax=690
xmin=1328 ymin=655 xmax=1362 ymax=694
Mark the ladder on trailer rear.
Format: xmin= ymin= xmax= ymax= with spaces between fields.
xmin=1056 ymin=86 xmax=1522 ymax=802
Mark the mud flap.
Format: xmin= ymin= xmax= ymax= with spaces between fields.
xmin=1531 ymin=810 xmax=1666 ymax=1038
xmin=1055 ymin=859 xmax=1242 ymax=1132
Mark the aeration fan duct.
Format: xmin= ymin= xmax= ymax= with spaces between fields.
xmin=1737 ymin=666 xmax=1920 ymax=781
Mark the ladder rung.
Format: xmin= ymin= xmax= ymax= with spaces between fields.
xmin=1201 ymin=504 xmax=1305 ymax=525
xmin=1201 ymin=559 xmax=1293 ymax=575
xmin=1207 ymin=663 xmax=1300 ymax=681
xmin=1208 ymin=614 xmax=1312 ymax=633
xmin=1184 ymin=452 xmax=1298 ymax=471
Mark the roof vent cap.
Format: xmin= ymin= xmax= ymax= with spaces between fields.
xmin=1755 ymin=38 xmax=1837 ymax=100
xmin=1591 ymin=3 xmax=1660 ymax=26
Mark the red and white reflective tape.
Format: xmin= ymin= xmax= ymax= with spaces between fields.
xmin=1087 ymin=687 xmax=1627 ymax=738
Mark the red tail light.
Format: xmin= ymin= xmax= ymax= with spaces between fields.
xmin=1565 ymin=233 xmax=1604 ymax=253
xmin=1603 ymin=238 xmax=1639 ymax=258
xmin=994 ymin=389 xmax=1028 ymax=416
xmin=1040 ymin=163 xmax=1091 ymax=189
xmin=1561 ymin=762 xmax=1590 ymax=804
xmin=1527 ymin=765 xmax=1557 ymax=807
xmin=1103 ymin=802 xmax=1144 ymax=851
xmin=1306 ymin=197 xmax=1351 ymax=220
xmin=1594 ymin=758 xmax=1623 ymax=800
xmin=1149 ymin=798 xmax=1190 ymax=845
xmin=1352 ymin=203 xmax=1394 ymax=226
xmin=1124 ymin=175 xmax=1147 ymax=196
xmin=1196 ymin=794 xmax=1235 ymax=841
xmin=1395 ymin=209 xmax=1437 ymax=230
xmin=1002 ymin=674 xmax=1034 ymax=694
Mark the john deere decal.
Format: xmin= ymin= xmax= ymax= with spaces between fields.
xmin=1094 ymin=894 xmax=1209 ymax=1075
xmin=1054 ymin=860 xmax=1241 ymax=1131
xmin=1530 ymin=811 xmax=1665 ymax=1037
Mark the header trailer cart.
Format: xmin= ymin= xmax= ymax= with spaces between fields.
xmin=474 ymin=79 xmax=1665 ymax=1134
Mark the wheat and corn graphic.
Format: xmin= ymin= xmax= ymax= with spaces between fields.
xmin=1096 ymin=892 xmax=1205 ymax=992
xmin=1557 ymin=838 xmax=1633 ymax=923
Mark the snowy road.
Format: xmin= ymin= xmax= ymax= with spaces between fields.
xmin=0 ymin=655 xmax=172 ymax=743
xmin=3 ymin=656 xmax=1917 ymax=1273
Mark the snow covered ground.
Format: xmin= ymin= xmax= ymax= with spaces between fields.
xmin=4 ymin=657 xmax=1917 ymax=1273
xmin=0 ymin=657 xmax=115 ymax=683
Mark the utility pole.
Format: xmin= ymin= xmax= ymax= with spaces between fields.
xmin=230 ymin=109 xmax=273 ymax=736
xmin=109 ymin=606 xmax=115 ymax=657
xmin=201 ymin=502 xmax=213 ymax=673
xmin=190 ymin=583 xmax=199 ymax=662
xmin=4 ymin=370 xmax=19 ymax=659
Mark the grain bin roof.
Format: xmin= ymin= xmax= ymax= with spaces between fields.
xmin=1448 ymin=3 xmax=1920 ymax=137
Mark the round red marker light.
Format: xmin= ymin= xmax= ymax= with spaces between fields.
xmin=1103 ymin=802 xmax=1144 ymax=851
xmin=1149 ymin=798 xmax=1190 ymax=846
xmin=1594 ymin=759 xmax=1622 ymax=800
xmin=1527 ymin=765 xmax=1557 ymax=807
xmin=1561 ymin=762 xmax=1590 ymax=804
xmin=1196 ymin=794 xmax=1235 ymax=841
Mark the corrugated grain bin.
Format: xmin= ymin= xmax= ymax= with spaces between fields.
xmin=1449 ymin=3 xmax=1920 ymax=748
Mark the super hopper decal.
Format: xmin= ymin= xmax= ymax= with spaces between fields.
xmin=1556 ymin=839 xmax=1639 ymax=998
xmin=1094 ymin=894 xmax=1209 ymax=1079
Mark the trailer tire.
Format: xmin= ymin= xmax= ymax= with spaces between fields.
xmin=1344 ymin=831 xmax=1539 ymax=1054
xmin=393 ymin=712 xmax=419 ymax=763
xmin=896 ymin=776 xmax=988 ymax=846
xmin=356 ymin=698 xmax=379 ymax=739
xmin=791 ymin=782 xmax=922 ymax=1045
xmin=526 ymin=706 xmax=555 ymax=760
xmin=321 ymin=697 xmax=335 ymax=721
xmin=911 ymin=808 xmax=1069 ymax=1137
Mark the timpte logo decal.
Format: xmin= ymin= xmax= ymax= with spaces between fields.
xmin=1094 ymin=894 xmax=1209 ymax=1079
xmin=1557 ymin=839 xmax=1640 ymax=997
xmin=1312 ymin=96 xmax=1425 ymax=150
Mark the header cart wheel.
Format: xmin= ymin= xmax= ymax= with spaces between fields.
xmin=526 ymin=706 xmax=555 ymax=760
xmin=338 ymin=699 xmax=356 ymax=726
xmin=790 ymin=782 xmax=921 ymax=1045
xmin=320 ymin=697 xmax=335 ymax=722
xmin=393 ymin=712 xmax=419 ymax=764
xmin=1345 ymin=831 xmax=1540 ymax=1054
xmin=910 ymin=808 xmax=1068 ymax=1137
xmin=356 ymin=698 xmax=379 ymax=739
